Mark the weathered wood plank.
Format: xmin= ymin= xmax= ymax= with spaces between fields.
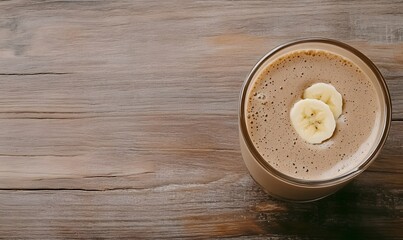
xmin=0 ymin=171 xmax=401 ymax=239
xmin=0 ymin=1 xmax=401 ymax=116
xmin=0 ymin=117 xmax=401 ymax=190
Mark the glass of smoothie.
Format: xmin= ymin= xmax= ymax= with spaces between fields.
xmin=239 ymin=38 xmax=392 ymax=201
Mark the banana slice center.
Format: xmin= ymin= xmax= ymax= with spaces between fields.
xmin=291 ymin=83 xmax=343 ymax=144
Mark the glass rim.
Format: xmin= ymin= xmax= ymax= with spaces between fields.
xmin=239 ymin=38 xmax=392 ymax=187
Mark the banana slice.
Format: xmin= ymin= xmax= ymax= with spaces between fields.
xmin=303 ymin=83 xmax=343 ymax=119
xmin=290 ymin=99 xmax=336 ymax=144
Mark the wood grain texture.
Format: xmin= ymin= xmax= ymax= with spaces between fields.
xmin=0 ymin=0 xmax=402 ymax=239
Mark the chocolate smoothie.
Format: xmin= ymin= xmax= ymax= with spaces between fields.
xmin=245 ymin=50 xmax=381 ymax=181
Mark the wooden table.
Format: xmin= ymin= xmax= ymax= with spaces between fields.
xmin=0 ymin=1 xmax=401 ymax=239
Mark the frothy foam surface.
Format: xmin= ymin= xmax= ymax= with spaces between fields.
xmin=246 ymin=50 xmax=381 ymax=181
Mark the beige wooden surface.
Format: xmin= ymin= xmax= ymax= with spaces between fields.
xmin=0 ymin=1 xmax=402 ymax=239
